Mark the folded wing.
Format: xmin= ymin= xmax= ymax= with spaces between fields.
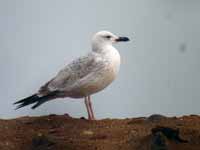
xmin=39 ymin=52 xmax=106 ymax=96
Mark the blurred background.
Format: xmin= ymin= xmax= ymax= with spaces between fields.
xmin=0 ymin=0 xmax=200 ymax=119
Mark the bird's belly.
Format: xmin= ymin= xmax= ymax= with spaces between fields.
xmin=69 ymin=63 xmax=120 ymax=98
xmin=84 ymin=69 xmax=117 ymax=94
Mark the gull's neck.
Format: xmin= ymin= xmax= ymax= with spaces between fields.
xmin=92 ymin=43 xmax=117 ymax=54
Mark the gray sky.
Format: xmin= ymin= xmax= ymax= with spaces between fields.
xmin=0 ymin=0 xmax=200 ymax=119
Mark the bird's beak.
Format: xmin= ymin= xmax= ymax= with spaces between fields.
xmin=115 ymin=36 xmax=130 ymax=42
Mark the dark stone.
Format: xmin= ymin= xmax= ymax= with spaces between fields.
xmin=147 ymin=114 xmax=167 ymax=123
xmin=80 ymin=117 xmax=86 ymax=120
xmin=151 ymin=126 xmax=188 ymax=143
xmin=151 ymin=132 xmax=168 ymax=150
xmin=31 ymin=134 xmax=55 ymax=150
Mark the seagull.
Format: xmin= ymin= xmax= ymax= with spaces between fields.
xmin=14 ymin=31 xmax=130 ymax=120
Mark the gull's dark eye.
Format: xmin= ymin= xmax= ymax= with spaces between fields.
xmin=105 ymin=35 xmax=111 ymax=39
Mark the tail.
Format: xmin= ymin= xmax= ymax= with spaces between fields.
xmin=14 ymin=92 xmax=58 ymax=110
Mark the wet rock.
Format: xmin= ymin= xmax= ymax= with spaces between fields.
xmin=151 ymin=132 xmax=168 ymax=150
xmin=151 ymin=126 xmax=188 ymax=143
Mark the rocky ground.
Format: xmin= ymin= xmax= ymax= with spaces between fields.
xmin=0 ymin=114 xmax=200 ymax=150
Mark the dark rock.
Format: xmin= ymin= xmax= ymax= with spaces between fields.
xmin=80 ymin=117 xmax=86 ymax=120
xmin=31 ymin=134 xmax=55 ymax=150
xmin=151 ymin=132 xmax=168 ymax=150
xmin=151 ymin=126 xmax=188 ymax=143
xmin=146 ymin=114 xmax=167 ymax=123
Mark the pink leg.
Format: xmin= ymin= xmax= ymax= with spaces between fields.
xmin=88 ymin=95 xmax=95 ymax=120
xmin=84 ymin=97 xmax=92 ymax=120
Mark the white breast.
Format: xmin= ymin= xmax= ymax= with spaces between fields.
xmin=105 ymin=46 xmax=121 ymax=76
xmin=81 ymin=48 xmax=120 ymax=96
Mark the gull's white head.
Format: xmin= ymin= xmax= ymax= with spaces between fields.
xmin=91 ymin=31 xmax=129 ymax=52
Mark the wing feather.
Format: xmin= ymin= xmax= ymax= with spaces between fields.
xmin=39 ymin=52 xmax=106 ymax=95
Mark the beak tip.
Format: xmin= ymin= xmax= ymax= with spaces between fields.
xmin=116 ymin=37 xmax=130 ymax=42
xmin=125 ymin=37 xmax=130 ymax=41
